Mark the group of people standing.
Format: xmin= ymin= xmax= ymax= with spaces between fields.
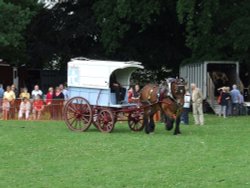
xmin=0 ymin=83 xmax=68 ymax=120
xmin=218 ymin=84 xmax=245 ymax=118
xmin=181 ymin=83 xmax=246 ymax=126
xmin=181 ymin=83 xmax=204 ymax=126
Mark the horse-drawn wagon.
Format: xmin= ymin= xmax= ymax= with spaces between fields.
xmin=63 ymin=57 xmax=144 ymax=133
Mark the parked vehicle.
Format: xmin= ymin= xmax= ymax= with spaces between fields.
xmin=179 ymin=61 xmax=250 ymax=114
xmin=64 ymin=57 xmax=145 ymax=133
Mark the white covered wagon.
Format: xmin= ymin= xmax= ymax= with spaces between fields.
xmin=64 ymin=57 xmax=144 ymax=133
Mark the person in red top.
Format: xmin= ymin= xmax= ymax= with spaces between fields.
xmin=46 ymin=87 xmax=53 ymax=105
xmin=127 ymin=87 xmax=134 ymax=103
xmin=46 ymin=87 xmax=54 ymax=119
xmin=127 ymin=84 xmax=140 ymax=103
xmin=32 ymin=95 xmax=44 ymax=120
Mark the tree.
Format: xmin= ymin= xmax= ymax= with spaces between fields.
xmin=93 ymin=0 xmax=189 ymax=72
xmin=27 ymin=0 xmax=189 ymax=77
xmin=0 ymin=0 xmax=40 ymax=65
xmin=177 ymin=0 xmax=250 ymax=65
xmin=26 ymin=0 xmax=103 ymax=70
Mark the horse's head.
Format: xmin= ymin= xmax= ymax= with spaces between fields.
xmin=170 ymin=78 xmax=186 ymax=106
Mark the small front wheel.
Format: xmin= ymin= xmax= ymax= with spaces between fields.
xmin=96 ymin=109 xmax=115 ymax=133
xmin=128 ymin=110 xmax=144 ymax=131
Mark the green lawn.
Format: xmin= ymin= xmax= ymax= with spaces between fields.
xmin=1 ymin=114 xmax=250 ymax=188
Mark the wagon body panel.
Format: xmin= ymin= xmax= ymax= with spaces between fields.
xmin=68 ymin=87 xmax=115 ymax=106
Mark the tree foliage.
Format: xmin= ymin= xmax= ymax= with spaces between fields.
xmin=27 ymin=0 xmax=188 ymax=75
xmin=93 ymin=0 xmax=188 ymax=70
xmin=26 ymin=0 xmax=103 ymax=70
xmin=2 ymin=0 xmax=250 ymax=77
xmin=177 ymin=0 xmax=250 ymax=64
xmin=0 ymin=0 xmax=40 ymax=65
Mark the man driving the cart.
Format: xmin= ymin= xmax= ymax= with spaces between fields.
xmin=110 ymin=73 xmax=126 ymax=104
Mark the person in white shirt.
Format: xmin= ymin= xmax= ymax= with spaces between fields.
xmin=31 ymin=85 xmax=43 ymax=99
xmin=181 ymin=90 xmax=191 ymax=125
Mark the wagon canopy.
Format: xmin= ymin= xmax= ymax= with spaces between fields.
xmin=68 ymin=57 xmax=144 ymax=89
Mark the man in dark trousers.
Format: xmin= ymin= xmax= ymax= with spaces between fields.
xmin=110 ymin=73 xmax=126 ymax=104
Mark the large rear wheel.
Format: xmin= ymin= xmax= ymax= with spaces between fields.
xmin=63 ymin=97 xmax=92 ymax=132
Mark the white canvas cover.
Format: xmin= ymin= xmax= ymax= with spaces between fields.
xmin=67 ymin=57 xmax=144 ymax=89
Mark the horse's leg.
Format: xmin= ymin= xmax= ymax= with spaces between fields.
xmin=165 ymin=115 xmax=174 ymax=131
xmin=173 ymin=115 xmax=181 ymax=135
xmin=149 ymin=113 xmax=155 ymax=133
xmin=143 ymin=109 xmax=150 ymax=134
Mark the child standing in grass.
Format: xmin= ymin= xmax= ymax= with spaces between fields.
xmin=32 ymin=95 xmax=44 ymax=120
xmin=2 ymin=97 xmax=10 ymax=120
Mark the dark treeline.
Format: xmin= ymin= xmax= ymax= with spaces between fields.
xmin=1 ymin=0 xmax=250 ymax=80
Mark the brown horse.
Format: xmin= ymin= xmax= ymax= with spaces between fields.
xmin=140 ymin=78 xmax=185 ymax=135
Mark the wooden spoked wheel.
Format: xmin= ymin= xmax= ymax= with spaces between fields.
xmin=64 ymin=97 xmax=93 ymax=132
xmin=96 ymin=109 xmax=115 ymax=133
xmin=128 ymin=110 xmax=144 ymax=131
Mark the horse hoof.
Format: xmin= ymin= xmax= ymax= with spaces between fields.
xmin=174 ymin=132 xmax=181 ymax=135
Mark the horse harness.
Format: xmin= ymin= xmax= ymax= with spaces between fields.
xmin=145 ymin=78 xmax=184 ymax=102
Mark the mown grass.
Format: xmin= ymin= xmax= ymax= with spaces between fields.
xmin=1 ymin=114 xmax=250 ymax=188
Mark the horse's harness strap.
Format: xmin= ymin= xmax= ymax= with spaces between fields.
xmin=147 ymin=88 xmax=154 ymax=100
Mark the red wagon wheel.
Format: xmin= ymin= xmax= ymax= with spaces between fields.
xmin=63 ymin=97 xmax=92 ymax=132
xmin=128 ymin=110 xmax=144 ymax=131
xmin=96 ymin=108 xmax=115 ymax=133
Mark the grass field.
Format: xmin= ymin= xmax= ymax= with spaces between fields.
xmin=1 ymin=114 xmax=250 ymax=188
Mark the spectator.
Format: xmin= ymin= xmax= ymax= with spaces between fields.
xmin=3 ymin=86 xmax=16 ymax=119
xmin=46 ymin=87 xmax=54 ymax=105
xmin=53 ymin=86 xmax=64 ymax=99
xmin=2 ymin=97 xmax=10 ymax=120
xmin=131 ymin=84 xmax=140 ymax=102
xmin=59 ymin=83 xmax=69 ymax=100
xmin=18 ymin=97 xmax=31 ymax=120
xmin=127 ymin=87 xmax=134 ymax=103
xmin=219 ymin=87 xmax=231 ymax=118
xmin=128 ymin=84 xmax=140 ymax=103
xmin=181 ymin=90 xmax=191 ymax=125
xmin=11 ymin=84 xmax=18 ymax=98
xmin=46 ymin=87 xmax=54 ymax=119
xmin=19 ymin=87 xmax=30 ymax=99
xmin=0 ymin=84 xmax=4 ymax=98
xmin=230 ymin=84 xmax=240 ymax=115
xmin=191 ymin=83 xmax=204 ymax=125
xmin=239 ymin=92 xmax=245 ymax=115
xmin=0 ymin=83 xmax=4 ymax=116
xmin=32 ymin=95 xmax=44 ymax=120
xmin=52 ymin=87 xmax=64 ymax=120
xmin=31 ymin=85 xmax=43 ymax=99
